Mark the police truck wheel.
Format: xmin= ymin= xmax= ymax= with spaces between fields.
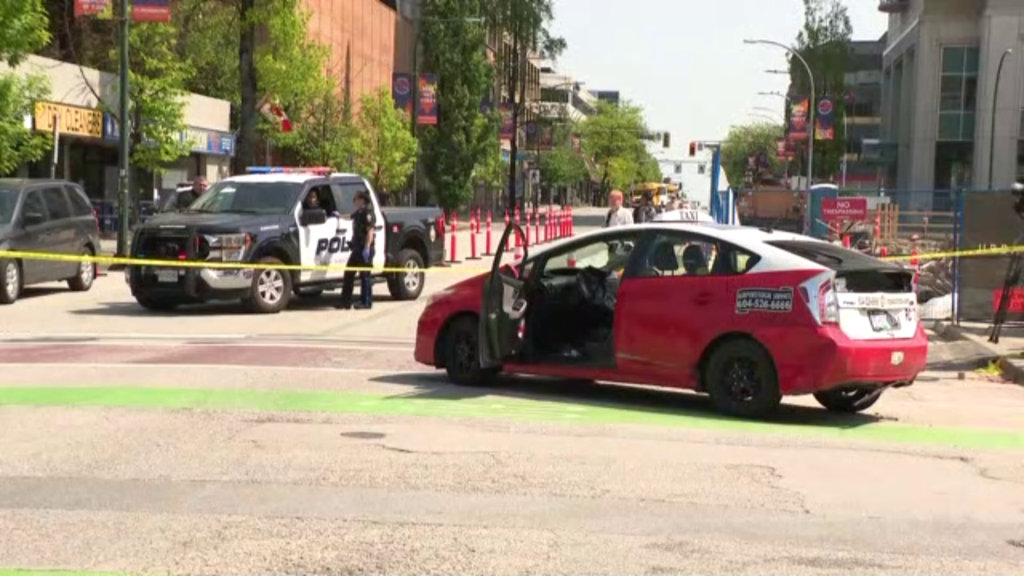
xmin=67 ymin=248 xmax=96 ymax=292
xmin=445 ymin=316 xmax=497 ymax=386
xmin=813 ymin=387 xmax=883 ymax=414
xmin=245 ymin=257 xmax=292 ymax=314
xmin=704 ymin=339 xmax=781 ymax=419
xmin=0 ymin=259 xmax=21 ymax=305
xmin=388 ymin=249 xmax=425 ymax=301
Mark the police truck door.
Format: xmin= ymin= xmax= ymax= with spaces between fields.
xmin=298 ymin=184 xmax=350 ymax=283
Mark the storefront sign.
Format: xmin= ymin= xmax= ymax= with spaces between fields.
xmin=34 ymin=102 xmax=103 ymax=139
xmin=821 ymin=197 xmax=867 ymax=221
xmin=102 ymin=113 xmax=120 ymax=140
xmin=181 ymin=128 xmax=236 ymax=156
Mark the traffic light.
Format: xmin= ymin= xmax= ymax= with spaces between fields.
xmin=688 ymin=142 xmax=697 ymax=157
xmin=662 ymin=132 xmax=670 ymax=148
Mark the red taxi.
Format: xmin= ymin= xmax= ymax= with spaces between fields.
xmin=414 ymin=223 xmax=927 ymax=418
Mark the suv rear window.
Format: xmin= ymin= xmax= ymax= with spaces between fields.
xmin=66 ymin=186 xmax=94 ymax=216
xmin=766 ymin=240 xmax=900 ymax=272
xmin=40 ymin=187 xmax=71 ymax=220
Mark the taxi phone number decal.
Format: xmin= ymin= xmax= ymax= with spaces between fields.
xmin=736 ymin=287 xmax=794 ymax=314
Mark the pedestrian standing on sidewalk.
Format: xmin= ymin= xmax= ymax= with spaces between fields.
xmin=174 ymin=176 xmax=209 ymax=211
xmin=338 ymin=190 xmax=376 ymax=310
xmin=604 ymin=190 xmax=633 ymax=228
xmin=633 ymin=190 xmax=657 ymax=224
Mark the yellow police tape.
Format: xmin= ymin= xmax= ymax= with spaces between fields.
xmin=2 ymin=244 xmax=1024 ymax=274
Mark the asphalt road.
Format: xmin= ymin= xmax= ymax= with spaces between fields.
xmin=1 ymin=210 xmax=1023 ymax=575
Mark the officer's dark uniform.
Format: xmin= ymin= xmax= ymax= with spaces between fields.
xmin=339 ymin=204 xmax=376 ymax=309
xmin=175 ymin=189 xmax=198 ymax=211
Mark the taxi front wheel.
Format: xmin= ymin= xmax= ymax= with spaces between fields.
xmin=704 ymin=339 xmax=781 ymax=419
xmin=444 ymin=316 xmax=497 ymax=386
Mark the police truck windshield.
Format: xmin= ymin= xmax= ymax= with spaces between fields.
xmin=188 ymin=181 xmax=303 ymax=215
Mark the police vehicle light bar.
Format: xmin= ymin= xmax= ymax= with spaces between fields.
xmin=246 ymin=166 xmax=333 ymax=175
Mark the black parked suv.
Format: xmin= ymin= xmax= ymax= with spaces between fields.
xmin=0 ymin=179 xmax=101 ymax=304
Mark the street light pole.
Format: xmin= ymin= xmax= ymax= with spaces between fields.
xmin=989 ymin=48 xmax=1013 ymax=190
xmin=746 ymin=39 xmax=815 ymax=191
xmin=115 ymin=0 xmax=131 ymax=258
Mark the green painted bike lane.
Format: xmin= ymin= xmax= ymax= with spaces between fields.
xmin=2 ymin=386 xmax=1022 ymax=450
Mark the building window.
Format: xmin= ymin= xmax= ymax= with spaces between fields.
xmin=938 ymin=46 xmax=979 ymax=141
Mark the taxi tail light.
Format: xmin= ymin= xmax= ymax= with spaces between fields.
xmin=799 ymin=272 xmax=839 ymax=326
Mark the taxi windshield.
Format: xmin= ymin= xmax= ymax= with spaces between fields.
xmin=187 ymin=181 xmax=303 ymax=215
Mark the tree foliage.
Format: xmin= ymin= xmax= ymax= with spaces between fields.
xmin=579 ymin=101 xmax=650 ymax=192
xmin=287 ymin=81 xmax=358 ymax=169
xmin=789 ymin=0 xmax=851 ymax=180
xmin=538 ymin=124 xmax=585 ymax=188
xmin=0 ymin=0 xmax=50 ymax=65
xmin=120 ymin=22 xmax=191 ymax=172
xmin=353 ymin=88 xmax=418 ymax=195
xmin=486 ymin=0 xmax=564 ymax=209
xmin=0 ymin=0 xmax=51 ymax=176
xmin=721 ymin=121 xmax=784 ymax=186
xmin=420 ymin=0 xmax=496 ymax=210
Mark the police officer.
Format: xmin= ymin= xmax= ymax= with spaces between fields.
xmin=175 ymin=176 xmax=208 ymax=211
xmin=338 ymin=190 xmax=375 ymax=310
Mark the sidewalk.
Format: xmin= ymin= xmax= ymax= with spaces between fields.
xmin=932 ymin=320 xmax=1024 ymax=384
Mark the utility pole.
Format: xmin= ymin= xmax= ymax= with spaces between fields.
xmin=115 ymin=0 xmax=131 ymax=258
xmin=506 ymin=26 xmax=521 ymax=214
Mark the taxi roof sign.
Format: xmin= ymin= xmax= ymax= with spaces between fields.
xmin=246 ymin=166 xmax=332 ymax=175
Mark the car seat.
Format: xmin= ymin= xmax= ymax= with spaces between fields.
xmin=649 ymin=241 xmax=680 ymax=276
xmin=682 ymin=245 xmax=709 ymax=275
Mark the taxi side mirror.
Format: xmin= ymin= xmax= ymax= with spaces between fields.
xmin=300 ymin=208 xmax=327 ymax=226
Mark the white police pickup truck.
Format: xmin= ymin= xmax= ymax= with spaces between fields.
xmin=126 ymin=167 xmax=445 ymax=313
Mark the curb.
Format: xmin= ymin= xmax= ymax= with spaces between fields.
xmin=930 ymin=320 xmax=1024 ymax=384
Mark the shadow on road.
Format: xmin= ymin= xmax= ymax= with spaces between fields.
xmin=68 ymin=294 xmax=402 ymax=317
xmin=371 ymin=372 xmax=883 ymax=430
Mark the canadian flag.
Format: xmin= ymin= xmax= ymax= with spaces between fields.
xmin=258 ymin=96 xmax=292 ymax=132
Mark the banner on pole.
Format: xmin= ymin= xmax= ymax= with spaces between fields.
xmin=525 ymin=122 xmax=538 ymax=147
xmin=815 ymin=97 xmax=835 ymax=141
xmin=74 ymin=0 xmax=112 ymax=19
xmin=499 ymin=104 xmax=513 ymax=141
xmin=416 ymin=73 xmax=438 ymax=125
xmin=132 ymin=0 xmax=171 ymax=22
xmin=392 ymin=73 xmax=413 ymax=117
xmin=789 ymin=97 xmax=809 ymax=142
xmin=539 ymin=125 xmax=554 ymax=150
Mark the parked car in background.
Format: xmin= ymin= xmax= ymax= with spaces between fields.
xmin=0 ymin=179 xmax=101 ymax=304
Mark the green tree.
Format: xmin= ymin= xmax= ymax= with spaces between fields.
xmin=579 ymin=101 xmax=648 ymax=197
xmin=789 ymin=0 xmax=851 ymax=180
xmin=419 ymin=0 xmax=496 ymax=210
xmin=0 ymin=0 xmax=51 ymax=176
xmin=721 ymin=121 xmax=784 ymax=187
xmin=473 ymin=135 xmax=507 ymax=206
xmin=487 ymin=0 xmax=565 ymax=210
xmin=353 ymin=88 xmax=418 ymax=195
xmin=538 ymin=124 xmax=586 ymax=195
xmin=288 ymin=82 xmax=359 ymax=169
xmin=120 ymin=22 xmax=191 ymax=172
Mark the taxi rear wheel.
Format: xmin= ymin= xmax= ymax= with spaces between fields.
xmin=444 ymin=316 xmax=496 ymax=386
xmin=813 ymin=388 xmax=883 ymax=413
xmin=704 ymin=339 xmax=781 ymax=419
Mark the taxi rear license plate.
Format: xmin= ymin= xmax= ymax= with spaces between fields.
xmin=869 ymin=310 xmax=900 ymax=332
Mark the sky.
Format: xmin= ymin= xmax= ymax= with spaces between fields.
xmin=549 ymin=0 xmax=889 ymax=154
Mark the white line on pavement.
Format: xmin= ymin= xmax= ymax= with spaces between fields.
xmin=0 ymin=362 xmax=422 ymax=374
